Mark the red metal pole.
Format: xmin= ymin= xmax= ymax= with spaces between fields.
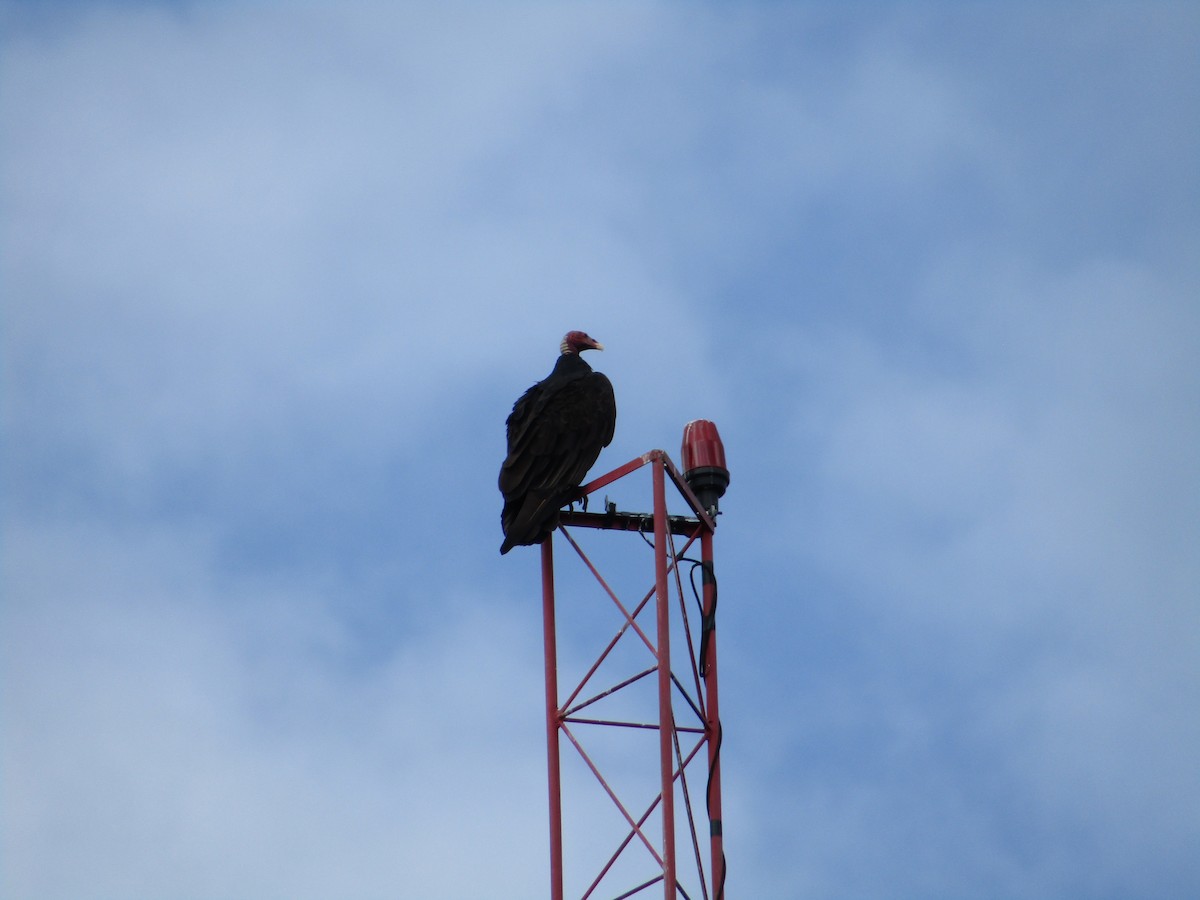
xmin=701 ymin=528 xmax=724 ymax=896
xmin=652 ymin=460 xmax=677 ymax=900
xmin=542 ymin=536 xmax=564 ymax=900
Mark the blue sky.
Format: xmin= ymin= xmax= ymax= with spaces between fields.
xmin=3 ymin=2 xmax=1198 ymax=897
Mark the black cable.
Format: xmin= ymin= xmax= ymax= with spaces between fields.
xmin=637 ymin=522 xmax=656 ymax=550
xmin=708 ymin=719 xmax=726 ymax=900
xmin=678 ymin=555 xmax=725 ymax=900
xmin=688 ymin=560 xmax=716 ymax=678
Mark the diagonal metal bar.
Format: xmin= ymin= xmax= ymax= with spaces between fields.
xmin=673 ymin=716 xmax=709 ymax=900
xmin=580 ymin=728 xmax=709 ymax=900
xmin=611 ymin=735 xmax=707 ymax=899
xmin=670 ymin=672 xmax=706 ymax=729
xmin=556 ymin=527 xmax=661 ymax=718
xmin=578 ymin=452 xmax=656 ymax=498
xmin=564 ymin=665 xmax=658 ymax=718
xmin=574 ymin=449 xmax=717 ymax=531
xmin=560 ymin=525 xmax=658 ymax=658
xmin=612 ymin=875 xmax=666 ymax=900
xmin=660 ymin=452 xmax=718 ymax=531
xmin=582 ymin=797 xmax=660 ymax=900
xmin=667 ymin=529 xmax=708 ymax=724
xmin=560 ymin=722 xmax=663 ymax=867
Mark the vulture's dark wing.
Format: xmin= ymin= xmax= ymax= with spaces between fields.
xmin=499 ymin=369 xmax=616 ymax=552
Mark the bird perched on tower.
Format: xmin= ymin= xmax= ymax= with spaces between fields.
xmin=499 ymin=331 xmax=617 ymax=554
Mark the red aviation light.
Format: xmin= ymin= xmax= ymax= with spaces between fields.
xmin=681 ymin=419 xmax=730 ymax=517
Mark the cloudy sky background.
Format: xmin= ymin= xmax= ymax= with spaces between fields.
xmin=3 ymin=1 xmax=1198 ymax=897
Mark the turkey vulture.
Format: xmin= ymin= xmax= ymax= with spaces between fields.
xmin=499 ymin=331 xmax=617 ymax=554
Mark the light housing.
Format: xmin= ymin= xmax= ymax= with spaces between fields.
xmin=681 ymin=419 xmax=729 ymax=517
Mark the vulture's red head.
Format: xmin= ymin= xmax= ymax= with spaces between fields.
xmin=561 ymin=330 xmax=605 ymax=355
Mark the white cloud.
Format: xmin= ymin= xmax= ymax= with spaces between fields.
xmin=2 ymin=517 xmax=550 ymax=899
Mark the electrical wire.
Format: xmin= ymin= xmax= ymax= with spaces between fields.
xmin=677 ymin=554 xmax=726 ymax=900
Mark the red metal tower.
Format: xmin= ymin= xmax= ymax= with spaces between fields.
xmin=538 ymin=421 xmax=729 ymax=899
